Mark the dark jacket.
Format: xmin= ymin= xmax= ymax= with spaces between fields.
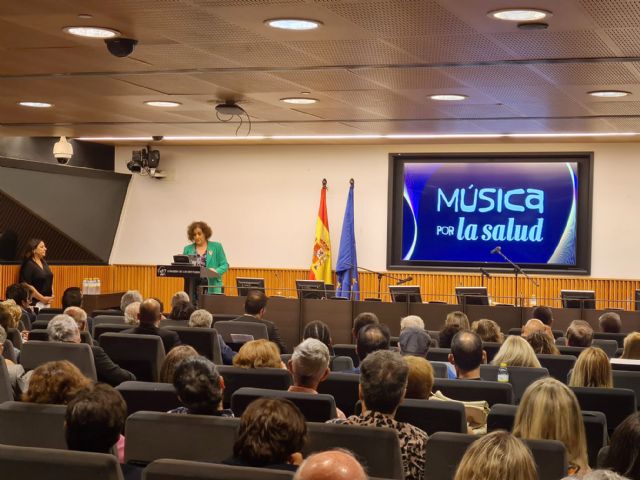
xmin=91 ymin=345 xmax=136 ymax=386
xmin=122 ymin=324 xmax=182 ymax=353
xmin=232 ymin=314 xmax=287 ymax=354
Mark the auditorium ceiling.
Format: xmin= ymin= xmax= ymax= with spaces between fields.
xmin=3 ymin=0 xmax=640 ymax=143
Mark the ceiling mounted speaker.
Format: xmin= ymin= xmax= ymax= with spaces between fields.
xmin=215 ymin=102 xmax=245 ymax=116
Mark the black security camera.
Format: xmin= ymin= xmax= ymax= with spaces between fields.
xmin=152 ymin=136 xmax=164 ymax=141
xmin=105 ymin=38 xmax=138 ymax=57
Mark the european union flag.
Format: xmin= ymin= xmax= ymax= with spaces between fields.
xmin=335 ymin=181 xmax=359 ymax=300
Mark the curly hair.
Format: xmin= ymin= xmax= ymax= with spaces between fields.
xmin=186 ymin=221 xmax=212 ymax=242
xmin=23 ymin=360 xmax=92 ymax=405
xmin=233 ymin=339 xmax=282 ymax=368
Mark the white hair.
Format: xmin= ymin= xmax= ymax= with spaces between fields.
xmin=64 ymin=306 xmax=88 ymax=330
xmin=124 ymin=301 xmax=141 ymax=325
xmin=291 ymin=338 xmax=330 ymax=387
xmin=189 ymin=309 xmax=213 ymax=328
xmin=171 ymin=291 xmax=190 ymax=308
xmin=120 ymin=290 xmax=143 ymax=312
xmin=47 ymin=314 xmax=80 ymax=343
xmin=400 ymin=315 xmax=424 ymax=331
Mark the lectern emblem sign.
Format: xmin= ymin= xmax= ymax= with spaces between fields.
xmin=157 ymin=266 xmax=167 ymax=276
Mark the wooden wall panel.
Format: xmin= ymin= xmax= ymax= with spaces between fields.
xmin=1 ymin=264 xmax=639 ymax=312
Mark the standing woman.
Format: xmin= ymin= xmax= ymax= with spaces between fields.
xmin=183 ymin=221 xmax=228 ymax=301
xmin=19 ymin=238 xmax=54 ymax=308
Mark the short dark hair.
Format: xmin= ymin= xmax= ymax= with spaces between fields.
xmin=353 ymin=312 xmax=379 ymax=338
xmin=356 ymin=323 xmax=390 ymax=361
xmin=604 ymin=411 xmax=640 ymax=478
xmin=234 ymin=398 xmax=307 ymax=467
xmin=186 ymin=221 xmax=212 ymax=241
xmin=245 ymin=290 xmax=268 ymax=315
xmin=438 ymin=323 xmax=462 ymax=349
xmin=303 ymin=320 xmax=333 ymax=354
xmin=138 ymin=299 xmax=161 ymax=325
xmin=566 ymin=320 xmax=593 ymax=347
xmin=532 ymin=306 xmax=554 ymax=326
xmin=65 ymin=384 xmax=127 ymax=453
xmin=172 ymin=357 xmax=223 ymax=415
xmin=599 ymin=312 xmax=622 ymax=334
xmin=169 ymin=300 xmax=195 ymax=320
xmin=62 ymin=287 xmax=83 ymax=310
xmin=359 ymin=350 xmax=408 ymax=414
xmin=451 ymin=330 xmax=483 ymax=373
xmin=5 ymin=283 xmax=29 ymax=305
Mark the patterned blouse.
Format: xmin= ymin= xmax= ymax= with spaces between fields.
xmin=327 ymin=410 xmax=428 ymax=480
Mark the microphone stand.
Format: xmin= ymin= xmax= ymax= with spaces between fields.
xmin=492 ymin=249 xmax=539 ymax=307
xmin=349 ymin=263 xmax=412 ymax=300
xmin=479 ymin=267 xmax=491 ymax=288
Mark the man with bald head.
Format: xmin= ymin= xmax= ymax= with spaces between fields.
xmin=122 ymin=298 xmax=181 ymax=352
xmin=294 ymin=450 xmax=367 ymax=480
xmin=448 ymin=330 xmax=486 ymax=380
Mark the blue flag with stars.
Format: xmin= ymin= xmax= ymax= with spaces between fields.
xmin=335 ymin=181 xmax=359 ymax=300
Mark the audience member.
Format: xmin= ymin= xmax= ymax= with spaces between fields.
xmin=598 ymin=312 xmax=622 ymax=334
xmin=471 ymin=319 xmax=504 ymax=343
xmin=225 ymin=397 xmax=306 ymax=470
xmin=294 ymin=449 xmax=367 ymax=480
xmin=355 ymin=323 xmax=390 ymax=368
xmin=0 ymin=325 xmax=27 ymax=393
xmin=404 ymin=355 xmax=434 ymax=399
xmin=513 ymin=377 xmax=589 ymax=475
xmin=187 ymin=309 xmax=235 ymax=365
xmin=120 ymin=290 xmax=143 ymax=313
xmin=619 ymin=332 xmax=640 ymax=360
xmin=532 ymin=305 xmax=554 ymax=328
xmin=454 ymin=431 xmax=537 ymax=480
xmin=400 ymin=315 xmax=424 ymax=331
xmin=150 ymin=297 xmax=166 ymax=319
xmin=64 ymin=306 xmax=88 ymax=332
xmin=449 ymin=331 xmax=486 ymax=380
xmin=603 ymin=411 xmax=640 ymax=479
xmin=566 ymin=320 xmax=594 ymax=348
xmin=328 ymin=350 xmax=428 ymax=480
xmin=170 ymin=291 xmax=190 ymax=309
xmin=4 ymin=282 xmax=35 ymax=326
xmin=438 ymin=323 xmax=462 ymax=349
xmin=398 ymin=328 xmax=431 ymax=358
xmin=169 ymin=356 xmax=233 ymax=416
xmin=569 ymin=347 xmax=613 ymax=388
xmin=159 ymin=345 xmax=199 ymax=384
xmin=526 ymin=330 xmax=560 ymax=355
xmin=169 ymin=299 xmax=195 ymax=321
xmin=23 ymin=360 xmax=92 ymax=404
xmin=491 ymin=335 xmax=541 ymax=368
xmin=233 ymin=339 xmax=284 ymax=369
xmin=352 ymin=312 xmax=379 ymax=341
xmin=287 ymin=338 xmax=345 ymax=419
xmin=48 ymin=314 xmax=135 ymax=386
xmin=124 ymin=301 xmax=140 ymax=326
xmin=232 ymin=290 xmax=287 ymax=353
xmin=0 ymin=300 xmax=23 ymax=330
xmin=62 ymin=287 xmax=83 ymax=310
xmin=302 ymin=320 xmax=334 ymax=355
xmin=521 ymin=318 xmax=552 ymax=339
xmin=123 ymin=299 xmax=181 ymax=352
xmin=445 ymin=311 xmax=470 ymax=329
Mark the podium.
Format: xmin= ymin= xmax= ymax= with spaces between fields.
xmin=156 ymin=265 xmax=219 ymax=304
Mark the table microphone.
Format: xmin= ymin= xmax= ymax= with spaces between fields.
xmin=490 ymin=246 xmax=501 ymax=254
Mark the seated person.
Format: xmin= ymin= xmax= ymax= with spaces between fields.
xmin=521 ymin=318 xmax=553 ymax=339
xmin=64 ymin=306 xmax=96 ymax=345
xmin=354 ymin=323 xmax=390 ymax=373
xmin=294 ymin=450 xmax=367 ymax=480
xmin=445 ymin=311 xmax=470 ymax=329
xmin=0 ymin=325 xmax=28 ymax=394
xmin=120 ymin=290 xmax=143 ymax=314
xmin=491 ymin=336 xmax=541 ymax=368
xmin=232 ymin=290 xmax=287 ymax=354
xmin=568 ymin=347 xmax=613 ymax=388
xmin=398 ymin=327 xmax=431 ymax=358
xmin=471 ymin=319 xmax=504 ymax=343
xmin=525 ymin=330 xmax=559 ymax=355
xmin=0 ymin=301 xmax=24 ymax=331
xmin=400 ymin=315 xmax=424 ymax=331
xmin=531 ymin=305 xmax=554 ymax=329
xmin=438 ymin=323 xmax=462 ymax=349
xmin=23 ymin=360 xmax=92 ymax=405
xmin=615 ymin=332 xmax=640 ymax=362
xmin=159 ymin=345 xmax=199 ymax=384
xmin=603 ymin=411 xmax=640 ymax=478
xmin=287 ymin=338 xmax=345 ymax=419
xmin=598 ymin=312 xmax=622 ymax=334
xmin=448 ymin=331 xmax=486 ymax=380
xmin=566 ymin=320 xmax=594 ymax=348
xmin=5 ymin=283 xmax=35 ymax=328
xmin=124 ymin=301 xmax=140 ymax=326
xmin=169 ymin=356 xmax=233 ymax=416
xmin=328 ymin=350 xmax=428 ymax=480
xmin=62 ymin=287 xmax=83 ymax=310
xmin=351 ymin=312 xmax=379 ymax=342
xmin=169 ymin=299 xmax=195 ymax=321
xmin=188 ymin=309 xmax=235 ymax=364
xmin=404 ymin=355 xmax=434 ymax=399
xmin=233 ymin=339 xmax=285 ymax=369
xmin=224 ymin=397 xmax=306 ymax=471
xmin=122 ymin=299 xmax=181 ymax=353
xmin=302 ymin=320 xmax=334 ymax=355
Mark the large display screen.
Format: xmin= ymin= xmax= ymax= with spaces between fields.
xmin=387 ymin=153 xmax=592 ymax=273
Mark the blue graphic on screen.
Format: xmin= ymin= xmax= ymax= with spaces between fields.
xmin=402 ymin=162 xmax=578 ymax=264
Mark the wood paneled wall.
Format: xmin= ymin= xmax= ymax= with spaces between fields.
xmin=1 ymin=264 xmax=639 ymax=311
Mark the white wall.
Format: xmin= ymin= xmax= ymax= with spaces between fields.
xmin=111 ymin=142 xmax=639 ymax=279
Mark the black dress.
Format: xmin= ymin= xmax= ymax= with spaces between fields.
xmin=19 ymin=258 xmax=54 ymax=299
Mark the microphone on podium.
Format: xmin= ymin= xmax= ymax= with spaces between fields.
xmin=490 ymin=246 xmax=501 ymax=255
xmin=396 ymin=276 xmax=413 ymax=285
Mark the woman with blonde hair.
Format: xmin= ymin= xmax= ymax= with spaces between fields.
xmin=454 ymin=430 xmax=537 ymax=480
xmin=569 ymin=347 xmax=613 ymax=388
xmin=491 ymin=335 xmax=541 ymax=368
xmin=471 ymin=319 xmax=504 ymax=343
xmin=233 ymin=339 xmax=284 ymax=369
xmin=445 ymin=311 xmax=469 ymax=330
xmin=0 ymin=300 xmax=23 ymax=330
xmin=620 ymin=332 xmax=640 ymax=360
xmin=514 ymin=377 xmax=590 ymax=476
xmin=404 ymin=356 xmax=434 ymax=399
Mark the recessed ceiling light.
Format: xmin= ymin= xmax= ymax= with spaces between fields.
xmin=281 ymin=97 xmax=318 ymax=104
xmin=144 ymin=101 xmax=182 ymax=107
xmin=18 ymin=101 xmax=53 ymax=108
xmin=77 ymin=14 xmax=93 ymax=19
xmin=62 ymin=26 xmax=120 ymax=38
xmin=588 ymin=90 xmax=631 ymax=98
xmin=429 ymin=94 xmax=468 ymax=101
xmin=266 ymin=18 xmax=322 ymax=31
xmin=489 ymin=8 xmax=551 ymax=22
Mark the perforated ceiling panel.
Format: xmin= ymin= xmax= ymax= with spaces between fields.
xmin=491 ymin=30 xmax=615 ymax=58
xmin=578 ymin=0 xmax=640 ymax=28
xmin=534 ymin=63 xmax=640 ymax=85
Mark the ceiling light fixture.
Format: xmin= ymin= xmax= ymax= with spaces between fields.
xmin=489 ymin=8 xmax=551 ymax=22
xmin=266 ymin=18 xmax=322 ymax=30
xmin=429 ymin=94 xmax=468 ymax=101
xmin=62 ymin=26 xmax=120 ymax=38
xmin=281 ymin=97 xmax=318 ymax=105
xmin=144 ymin=101 xmax=182 ymax=107
xmin=588 ymin=90 xmax=631 ymax=98
xmin=18 ymin=101 xmax=53 ymax=108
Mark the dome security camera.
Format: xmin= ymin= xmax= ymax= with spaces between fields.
xmin=53 ymin=136 xmax=73 ymax=164
xmin=105 ymin=38 xmax=138 ymax=57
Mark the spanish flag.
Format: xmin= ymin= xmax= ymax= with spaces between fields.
xmin=310 ymin=180 xmax=333 ymax=284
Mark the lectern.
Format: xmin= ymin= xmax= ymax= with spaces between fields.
xmin=156 ymin=265 xmax=219 ymax=304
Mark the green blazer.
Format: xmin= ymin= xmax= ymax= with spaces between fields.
xmin=183 ymin=241 xmax=229 ymax=293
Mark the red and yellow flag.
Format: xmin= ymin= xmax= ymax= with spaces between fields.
xmin=310 ymin=180 xmax=332 ymax=284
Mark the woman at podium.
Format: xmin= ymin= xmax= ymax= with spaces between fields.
xmin=183 ymin=221 xmax=228 ymax=298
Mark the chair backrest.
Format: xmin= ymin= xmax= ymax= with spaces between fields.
xmin=125 ymin=411 xmax=240 ymax=464
xmin=116 ymin=381 xmax=180 ymax=417
xmin=27 ymin=329 xmax=50 ymax=342
xmin=99 ymin=333 xmax=166 ymax=382
xmin=214 ymin=321 xmax=268 ymax=342
xmin=217 ymin=366 xmax=291 ymax=406
xmin=31 ymin=320 xmax=51 ymax=330
xmin=593 ymin=332 xmax=626 ymax=348
xmin=537 ymin=354 xmax=577 ymax=384
xmin=0 ymin=401 xmax=67 ymax=449
xmin=91 ymin=316 xmax=126 ymax=335
xmin=0 ymin=359 xmax=14 ymax=401
xmin=305 ymin=422 xmax=404 ymax=480
xmin=479 ymin=365 xmax=549 ymax=403
xmin=557 ymin=345 xmax=587 ymax=356
xmin=482 ymin=342 xmax=502 ymax=362
xmin=35 ymin=313 xmax=57 ymax=323
xmin=424 ymin=431 xmax=566 ymax=480
xmin=433 ymin=378 xmax=514 ymax=405
xmin=143 ymin=459 xmax=295 ymax=480
xmin=93 ymin=323 xmax=131 ymax=339
xmin=330 ymin=355 xmax=354 ymax=372
xmin=160 ymin=319 xmax=188 ymax=327
xmin=571 ymin=386 xmax=637 ymax=433
xmin=612 ymin=370 xmax=640 ymax=403
xmin=611 ymin=360 xmax=640 ymax=372
xmin=426 ymin=347 xmax=451 ymax=362
xmin=2 ymin=339 xmax=17 ymax=363
xmin=332 ymin=344 xmax=359 ymax=367
xmin=20 ymin=340 xmax=97 ymax=381
xmin=91 ymin=309 xmax=122 ymax=317
xmin=164 ymin=326 xmax=223 ymax=365
xmin=591 ymin=339 xmax=619 ymax=358
xmin=7 ymin=328 xmax=23 ymax=349
xmin=316 ymin=372 xmax=360 ymax=416
xmin=430 ymin=361 xmax=448 ymax=378
xmin=0 ymin=443 xmax=124 ymax=480
xmin=231 ymin=387 xmax=337 ymax=422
